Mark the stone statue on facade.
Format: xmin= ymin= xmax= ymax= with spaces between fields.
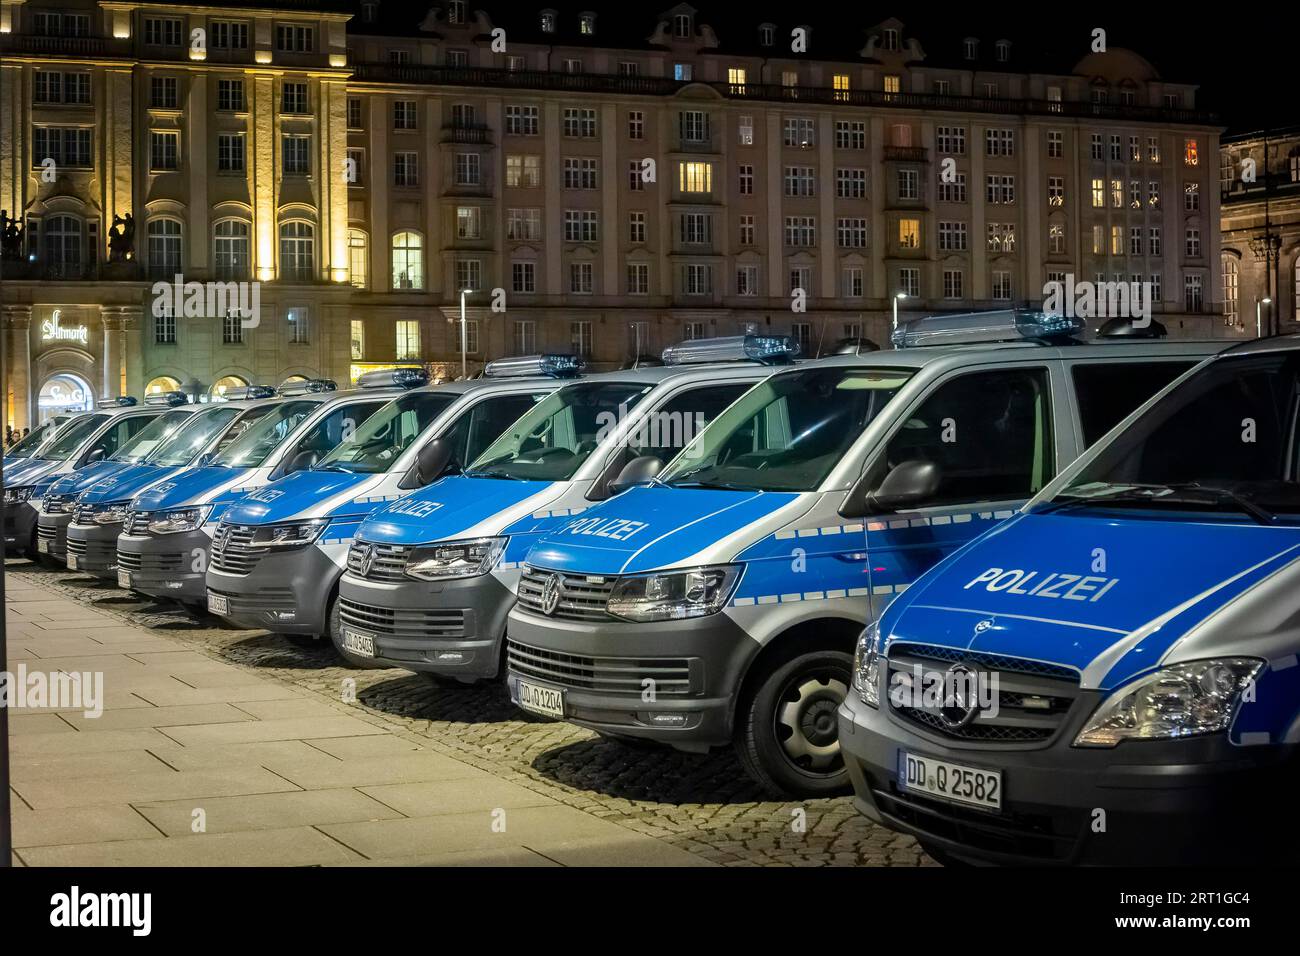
xmin=0 ymin=210 xmax=25 ymax=260
xmin=107 ymin=212 xmax=135 ymax=262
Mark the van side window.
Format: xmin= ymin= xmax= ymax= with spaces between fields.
xmin=1072 ymin=361 xmax=1194 ymax=446
xmin=448 ymin=392 xmax=540 ymax=466
xmin=630 ymin=384 xmax=750 ymax=462
xmin=291 ymin=401 xmax=387 ymax=462
xmin=86 ymin=415 xmax=152 ymax=460
xmin=877 ymin=367 xmax=1053 ymax=508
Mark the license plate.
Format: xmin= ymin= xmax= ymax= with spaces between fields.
xmin=207 ymin=592 xmax=229 ymax=615
xmin=37 ymin=538 xmax=48 ymax=554
xmin=66 ymin=553 xmax=79 ymax=570
xmin=341 ymin=628 xmax=374 ymax=658
xmin=899 ymin=751 xmax=1002 ymax=811
xmin=516 ymin=679 xmax=565 ymax=719
xmin=117 ymin=569 xmax=132 ymax=589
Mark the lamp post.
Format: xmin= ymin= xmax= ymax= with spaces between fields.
xmin=892 ymin=292 xmax=908 ymax=347
xmin=1257 ymin=297 xmax=1272 ymax=339
xmin=459 ymin=289 xmax=468 ymax=379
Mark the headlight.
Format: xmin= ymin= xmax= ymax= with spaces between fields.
xmin=4 ymin=486 xmax=34 ymax=504
xmin=606 ymin=565 xmax=740 ymax=622
xmin=92 ymin=502 xmax=131 ymax=526
xmin=146 ymin=506 xmax=212 ymax=535
xmin=1074 ymin=658 xmax=1264 ymax=747
xmin=404 ymin=537 xmax=505 ymax=580
xmin=852 ymin=620 xmax=882 ymax=708
xmin=248 ymin=519 xmax=329 ymax=550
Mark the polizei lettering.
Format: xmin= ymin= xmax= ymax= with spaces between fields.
xmin=387 ymin=498 xmax=443 ymax=518
xmin=561 ymin=516 xmax=649 ymax=541
xmin=963 ymin=567 xmax=1119 ymax=601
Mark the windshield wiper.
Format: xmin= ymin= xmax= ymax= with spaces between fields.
xmin=1165 ymin=482 xmax=1277 ymax=526
xmin=670 ymin=480 xmax=760 ymax=492
xmin=1038 ymin=482 xmax=1277 ymax=525
xmin=463 ymin=467 xmax=524 ymax=480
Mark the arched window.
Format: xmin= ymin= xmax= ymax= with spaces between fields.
xmin=43 ymin=214 xmax=83 ymax=279
xmin=145 ymin=375 xmax=182 ymax=396
xmin=214 ymin=220 xmax=251 ymax=280
xmin=1222 ymin=254 xmax=1239 ymax=328
xmin=147 ymin=218 xmax=183 ymax=280
xmin=347 ymin=229 xmax=368 ymax=289
xmin=279 ymin=221 xmax=315 ymax=281
xmin=391 ymin=230 xmax=424 ymax=290
xmin=211 ymin=375 xmax=248 ymax=400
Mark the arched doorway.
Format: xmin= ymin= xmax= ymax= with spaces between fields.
xmin=145 ymin=375 xmax=182 ymax=398
xmin=37 ymin=372 xmax=94 ymax=421
xmin=210 ymin=374 xmax=249 ymax=401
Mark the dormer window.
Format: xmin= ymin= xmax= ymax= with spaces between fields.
xmin=963 ymin=38 xmax=978 ymax=60
xmin=580 ymin=13 xmax=595 ymax=35
xmin=995 ymin=40 xmax=1009 ymax=62
xmin=883 ymin=28 xmax=899 ymax=51
xmin=759 ymin=24 xmax=775 ymax=47
xmin=361 ymin=2 xmax=378 ymax=23
xmin=540 ymin=11 xmax=556 ymax=33
xmin=673 ymin=13 xmax=692 ymax=38
xmin=447 ymin=0 xmax=465 ymax=24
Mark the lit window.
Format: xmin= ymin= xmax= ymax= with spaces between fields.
xmin=678 ymin=161 xmax=713 ymax=194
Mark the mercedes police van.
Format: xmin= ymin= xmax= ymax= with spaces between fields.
xmin=66 ymin=387 xmax=281 ymax=581
xmin=839 ymin=334 xmax=1300 ymax=866
xmin=334 ymin=335 xmax=797 ymax=680
xmin=204 ymin=357 xmax=582 ymax=642
xmin=4 ymin=394 xmax=185 ymax=560
xmin=504 ymin=311 xmax=1223 ymax=797
xmin=117 ymin=374 xmax=406 ymax=606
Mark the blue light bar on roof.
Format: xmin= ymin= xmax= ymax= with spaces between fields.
xmin=222 ymin=385 xmax=277 ymax=401
xmin=277 ymin=378 xmax=337 ymax=396
xmin=890 ymin=309 xmax=1085 ymax=349
xmin=662 ymin=334 xmax=801 ymax=366
xmin=356 ymin=367 xmax=430 ymax=390
xmin=95 ymin=396 xmax=138 ymax=408
xmin=144 ymin=390 xmax=189 ymax=407
xmin=483 ymin=354 xmax=586 ymax=379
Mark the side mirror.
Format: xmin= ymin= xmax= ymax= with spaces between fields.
xmin=84 ymin=448 xmax=105 ymax=464
xmin=284 ymin=449 xmax=318 ymax=475
xmin=866 ymin=460 xmax=940 ymax=513
xmin=608 ymin=455 xmax=663 ymax=496
xmin=403 ymin=437 xmax=453 ymax=489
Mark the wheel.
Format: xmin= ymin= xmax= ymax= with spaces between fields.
xmin=735 ymin=646 xmax=854 ymax=798
xmin=325 ymin=595 xmax=386 ymax=669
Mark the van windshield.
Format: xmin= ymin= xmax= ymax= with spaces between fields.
xmin=38 ymin=414 xmax=110 ymax=461
xmin=659 ymin=366 xmax=913 ymax=492
xmin=110 ymin=410 xmax=192 ymax=463
xmin=465 ymin=381 xmax=651 ymax=481
xmin=316 ymin=391 xmax=456 ymax=474
xmin=8 ymin=417 xmax=66 ymax=457
xmin=148 ymin=406 xmax=242 ymax=467
xmin=213 ymin=401 xmax=318 ymax=468
xmin=1039 ymin=352 xmax=1300 ymax=523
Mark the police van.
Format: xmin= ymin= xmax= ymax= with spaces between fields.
xmin=4 ymin=394 xmax=186 ymax=561
xmin=117 ymin=374 xmax=409 ymax=606
xmin=204 ymin=356 xmax=583 ymax=642
xmin=334 ymin=336 xmax=798 ymax=679
xmin=65 ymin=388 xmax=281 ymax=581
xmin=504 ymin=311 xmax=1223 ymax=797
xmin=839 ymin=333 xmax=1300 ymax=865
xmin=4 ymin=414 xmax=76 ymax=468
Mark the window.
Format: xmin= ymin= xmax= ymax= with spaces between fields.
xmin=282 ymin=134 xmax=310 ymax=175
xmin=899 ymin=267 xmax=920 ymax=297
xmin=1110 ymin=135 xmax=1122 ymax=162
xmin=784 ymin=166 xmax=815 ymax=197
xmin=391 ymin=231 xmax=424 ymax=289
xmin=738 ymin=215 xmax=755 ymax=246
xmin=457 ymin=259 xmax=482 ymax=292
xmin=215 ymin=220 xmax=251 ymax=280
xmin=1047 ymin=130 xmax=1063 ymax=159
xmin=34 ymin=71 xmax=90 ymax=105
xmin=943 ymin=269 xmax=964 ymax=299
xmin=1090 ymin=134 xmax=1104 ymax=161
xmin=1149 ymin=137 xmax=1162 ymax=163
xmin=1070 ymin=362 xmax=1195 ymax=447
xmin=784 ymin=117 xmax=815 ymax=148
xmin=395 ymin=321 xmax=420 ymax=360
xmin=217 ymin=79 xmax=245 ymax=112
xmin=1223 ymin=255 xmax=1239 ymax=327
xmin=934 ymin=80 xmax=951 ymax=96
xmin=1130 ymin=136 xmax=1141 ymax=163
xmin=217 ymin=133 xmax=245 ymax=173
xmin=883 ymin=75 xmax=900 ymax=96
xmin=570 ymin=321 xmax=594 ymax=358
xmin=986 ymin=174 xmax=1015 ymax=204
xmin=562 ymin=58 xmax=582 ymax=74
xmin=511 ymin=260 xmax=537 ymax=294
xmin=1184 ymin=138 xmax=1199 ymax=166
xmin=876 ymin=368 xmax=1054 ymax=507
xmin=628 ymin=160 xmax=644 ymax=191
xmin=784 ymin=216 xmax=816 ymax=247
xmin=1091 ymin=225 xmax=1105 ymax=255
xmin=938 ymin=221 xmax=967 ymax=252
xmin=991 ymin=271 xmax=1012 ymax=300
xmin=629 ymin=212 xmax=647 ymax=244
xmin=680 ymin=214 xmax=712 ymax=245
xmin=679 ymin=161 xmax=712 ymax=194
xmin=1184 ymin=274 xmax=1204 ymax=313
xmin=1047 ymin=176 xmax=1064 ymax=206
xmin=281 ymin=82 xmax=308 ymax=114
xmin=454 ymin=153 xmax=481 ymax=185
xmin=833 ymin=74 xmax=851 ymax=101
xmin=674 ymin=63 xmax=693 ymax=81
xmin=842 ymin=267 xmax=864 ymax=298
xmin=505 ymin=154 xmax=541 ymax=188
xmin=987 ymin=223 xmax=1015 ymax=252
xmin=898 ymin=219 xmax=921 ymax=249
xmin=563 ymin=210 xmax=598 ymax=243
xmin=393 ymin=152 xmax=419 ymax=187
xmin=938 ymin=174 xmax=966 ymax=203
xmin=345 ymin=147 xmax=364 ymax=185
xmin=736 ymin=265 xmax=759 ymax=296
xmin=347 ymin=230 xmax=367 ymax=289
xmin=506 ymin=208 xmax=542 ymax=241
xmin=563 ymin=157 xmax=598 ymax=190
xmin=739 ymin=164 xmax=755 ymax=195
xmin=760 ymin=24 xmax=775 ymax=47
xmin=937 ymin=126 xmax=966 ymax=155
xmin=679 ymin=110 xmax=709 ymax=144
xmin=276 ymin=24 xmax=314 ymax=53
xmin=627 ymin=263 xmax=649 ymax=295
xmin=456 ymin=206 xmax=481 ymax=240
xmin=837 ymin=218 xmax=867 ymax=248
xmin=836 ymin=168 xmax=866 ymax=199
xmin=150 ymin=130 xmax=179 ymax=171
xmin=986 ymin=129 xmax=1014 ymax=157
xmin=154 ymin=308 xmax=176 ymax=344
xmin=1129 ymin=227 xmax=1143 ymax=256
xmin=897 ymin=169 xmax=919 ymax=200
xmin=619 ymin=62 xmax=640 ymax=77
xmin=1150 ymin=227 xmax=1162 ymax=257
xmin=1148 ymin=180 xmax=1162 ymax=208
xmin=348 ymin=98 xmax=364 ymax=129
xmin=996 ymin=40 xmax=1010 ymax=62
xmin=211 ymin=21 xmax=250 ymax=50
xmin=789 ymin=267 xmax=811 ymax=295
xmin=511 ymin=320 xmax=538 ymax=356
xmin=627 ymin=110 xmax=644 ymax=140
xmin=728 ymin=67 xmax=747 ymax=92
xmin=1150 ymin=273 xmax=1162 ymax=301
xmin=964 ymin=38 xmax=978 ymax=59
xmin=1111 ymin=225 xmax=1123 ymax=255
xmin=279 ymin=222 xmax=315 ymax=281
xmin=287 ymin=307 xmax=310 ymax=344
xmin=569 ymin=263 xmax=593 ymax=294
xmin=683 ymin=264 xmax=712 ymax=296
xmin=1048 ymin=223 xmax=1066 ymax=255
xmin=673 ymin=13 xmax=692 ymax=38
xmin=1184 ymin=182 xmax=1201 ymax=211
xmin=393 ymin=100 xmax=418 ymax=130
xmin=540 ymin=12 xmax=556 ymax=32
xmin=144 ymin=17 xmax=182 ymax=46
xmin=1185 ymin=226 xmax=1201 ymax=258
xmin=580 ymin=12 xmax=595 ymax=34
xmin=738 ymin=116 xmax=754 ymax=146
xmin=1129 ymin=180 xmax=1142 ymax=209
xmin=563 ymin=108 xmax=597 ymax=138
xmin=222 ymin=313 xmax=244 ymax=345
xmin=147 ymin=219 xmax=182 ymax=280
xmin=835 ymin=121 xmax=866 ymax=150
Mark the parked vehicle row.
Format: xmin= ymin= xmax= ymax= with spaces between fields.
xmin=5 ymin=314 xmax=1294 ymax=865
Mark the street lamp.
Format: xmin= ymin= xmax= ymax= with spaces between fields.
xmin=892 ymin=292 xmax=908 ymax=347
xmin=1257 ymin=297 xmax=1272 ymax=339
xmin=459 ymin=288 xmax=469 ymax=379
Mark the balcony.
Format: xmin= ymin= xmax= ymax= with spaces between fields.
xmin=883 ymin=146 xmax=928 ymax=163
xmin=0 ymin=34 xmax=113 ymax=57
xmin=441 ymin=124 xmax=493 ymax=146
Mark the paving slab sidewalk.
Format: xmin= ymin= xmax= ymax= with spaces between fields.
xmin=4 ymin=574 xmax=711 ymax=867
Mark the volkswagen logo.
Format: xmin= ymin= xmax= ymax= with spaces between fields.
xmin=357 ymin=543 xmax=376 ymax=578
xmin=973 ymin=617 xmax=994 ymax=635
xmin=540 ymin=572 xmax=564 ymax=616
xmin=938 ymin=663 xmax=982 ymax=730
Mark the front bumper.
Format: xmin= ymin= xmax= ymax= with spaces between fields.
xmin=116 ymin=529 xmax=209 ymax=602
xmin=5 ymin=501 xmax=39 ymax=554
xmin=838 ymin=691 xmax=1298 ymax=866
xmin=504 ymin=607 xmax=757 ymax=750
xmin=35 ymin=510 xmax=73 ymax=561
xmin=335 ymin=572 xmax=516 ymax=680
xmin=206 ymin=545 xmax=339 ymax=635
xmin=66 ymin=520 xmax=123 ymax=578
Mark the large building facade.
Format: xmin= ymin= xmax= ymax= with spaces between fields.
xmin=1 ymin=0 xmax=1233 ymax=428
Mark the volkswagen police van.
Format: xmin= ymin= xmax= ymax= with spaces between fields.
xmin=334 ymin=335 xmax=797 ymax=679
xmin=204 ymin=356 xmax=582 ymax=642
xmin=4 ymin=394 xmax=185 ymax=560
xmin=3 ymin=414 xmax=75 ymax=468
xmin=505 ymin=311 xmax=1222 ymax=797
xmin=66 ymin=388 xmax=281 ymax=581
xmin=117 ymin=374 xmax=406 ymax=606
xmin=839 ymin=334 xmax=1300 ymax=865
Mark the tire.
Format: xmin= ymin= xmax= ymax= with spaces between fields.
xmin=326 ymin=595 xmax=385 ymax=669
xmin=735 ymin=646 xmax=854 ymax=798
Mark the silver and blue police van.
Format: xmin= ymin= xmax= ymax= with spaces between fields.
xmin=4 ymin=394 xmax=185 ymax=561
xmin=65 ymin=387 xmax=281 ymax=581
xmin=505 ymin=311 xmax=1223 ymax=797
xmin=3 ymin=414 xmax=76 ymax=468
xmin=839 ymin=333 xmax=1300 ymax=865
xmin=204 ymin=357 xmax=582 ymax=643
xmin=116 ymin=375 xmax=406 ymax=606
xmin=334 ymin=335 xmax=797 ymax=680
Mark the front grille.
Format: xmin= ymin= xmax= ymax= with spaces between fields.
xmin=338 ymin=598 xmax=466 ymax=638
xmin=42 ymin=496 xmax=73 ymax=515
xmin=66 ymin=537 xmax=87 ymax=556
xmin=516 ymin=565 xmax=617 ymax=622
xmin=73 ymin=503 xmax=95 ymax=524
xmin=123 ymin=511 xmax=149 ymax=536
xmin=117 ymin=549 xmax=185 ymax=572
xmin=507 ymin=639 xmax=695 ymax=696
xmin=210 ymin=523 xmax=266 ymax=575
xmin=36 ymin=524 xmax=57 ymax=541
xmin=886 ymin=642 xmax=1081 ymax=744
xmin=209 ymin=586 xmax=295 ymax=610
xmin=345 ymin=540 xmax=413 ymax=582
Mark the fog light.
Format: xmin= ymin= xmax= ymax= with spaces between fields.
xmin=434 ymin=651 xmax=465 ymax=662
xmin=643 ymin=713 xmax=688 ymax=727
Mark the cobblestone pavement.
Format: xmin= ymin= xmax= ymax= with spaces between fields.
xmin=7 ymin=559 xmax=935 ymax=867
